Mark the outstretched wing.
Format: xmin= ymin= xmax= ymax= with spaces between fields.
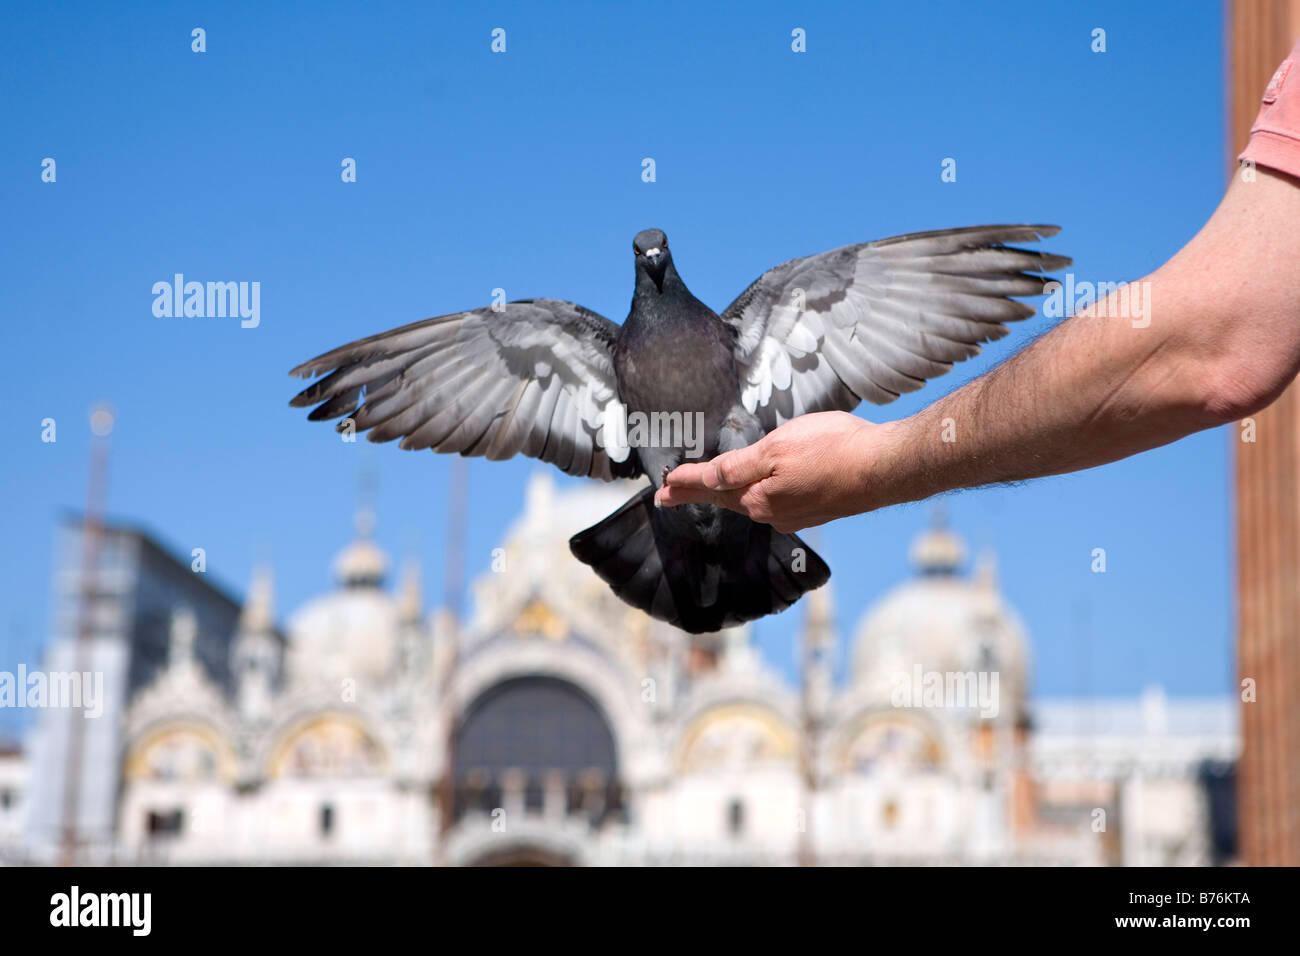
xmin=289 ymin=298 xmax=641 ymax=481
xmin=721 ymin=225 xmax=1071 ymax=428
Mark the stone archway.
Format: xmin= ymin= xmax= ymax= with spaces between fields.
xmin=453 ymin=676 xmax=623 ymax=827
xmin=468 ymin=844 xmax=576 ymax=867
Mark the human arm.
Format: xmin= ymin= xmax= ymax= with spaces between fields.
xmin=655 ymin=166 xmax=1300 ymax=531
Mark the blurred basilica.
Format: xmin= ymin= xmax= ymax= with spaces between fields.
xmin=3 ymin=474 xmax=1236 ymax=865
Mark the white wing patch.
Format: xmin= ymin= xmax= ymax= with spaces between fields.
xmin=725 ymin=226 xmax=1067 ymax=429
xmin=740 ymin=302 xmax=826 ymax=412
xmin=596 ymin=395 xmax=630 ymax=463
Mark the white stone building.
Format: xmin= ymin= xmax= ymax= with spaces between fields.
xmin=6 ymin=474 xmax=1238 ymax=865
xmin=0 ymin=741 xmax=25 ymax=846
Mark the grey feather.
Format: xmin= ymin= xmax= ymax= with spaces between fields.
xmin=290 ymin=299 xmax=640 ymax=481
xmin=721 ymin=224 xmax=1070 ymax=427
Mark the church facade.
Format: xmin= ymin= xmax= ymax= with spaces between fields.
xmin=11 ymin=474 xmax=1236 ymax=865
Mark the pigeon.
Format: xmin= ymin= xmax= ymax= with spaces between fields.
xmin=290 ymin=225 xmax=1069 ymax=634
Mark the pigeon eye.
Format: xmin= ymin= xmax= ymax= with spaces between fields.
xmin=634 ymin=247 xmax=641 ymax=256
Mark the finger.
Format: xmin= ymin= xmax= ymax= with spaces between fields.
xmin=662 ymin=461 xmax=713 ymax=490
xmin=706 ymin=444 xmax=772 ymax=490
xmin=667 ymin=443 xmax=772 ymax=492
xmin=653 ymin=485 xmax=718 ymax=507
xmin=654 ymin=484 xmax=753 ymax=517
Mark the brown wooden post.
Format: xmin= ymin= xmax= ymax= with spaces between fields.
xmin=1229 ymin=0 xmax=1300 ymax=867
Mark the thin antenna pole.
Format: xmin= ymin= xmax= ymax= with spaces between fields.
xmin=797 ymin=529 xmax=825 ymax=868
xmin=356 ymin=462 xmax=379 ymax=536
xmin=60 ymin=403 xmax=113 ymax=865
xmin=798 ymin=619 xmax=815 ymax=867
xmin=443 ymin=458 xmax=468 ymax=619
xmin=435 ymin=456 xmax=469 ymax=864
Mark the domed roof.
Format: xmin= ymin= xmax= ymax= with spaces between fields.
xmin=909 ymin=523 xmax=967 ymax=574
xmin=286 ymin=587 xmax=400 ymax=685
xmin=331 ymin=507 xmax=389 ymax=587
xmin=850 ymin=517 xmax=1029 ymax=713
xmin=284 ymin=508 xmax=400 ymax=685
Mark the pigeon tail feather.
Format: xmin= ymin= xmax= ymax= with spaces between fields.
xmin=569 ymin=487 xmax=830 ymax=634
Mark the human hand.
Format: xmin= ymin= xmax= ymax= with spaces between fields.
xmin=654 ymin=411 xmax=887 ymax=532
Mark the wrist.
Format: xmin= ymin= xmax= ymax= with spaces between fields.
xmin=851 ymin=418 xmax=906 ymax=513
xmin=857 ymin=414 xmax=950 ymax=514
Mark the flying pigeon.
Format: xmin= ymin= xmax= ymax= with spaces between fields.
xmin=290 ymin=225 xmax=1069 ymax=634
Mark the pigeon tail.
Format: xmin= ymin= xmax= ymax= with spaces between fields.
xmin=569 ymin=487 xmax=831 ymax=634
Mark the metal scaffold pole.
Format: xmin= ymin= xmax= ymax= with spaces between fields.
xmin=435 ymin=455 xmax=468 ymax=866
xmin=59 ymin=403 xmax=114 ymax=866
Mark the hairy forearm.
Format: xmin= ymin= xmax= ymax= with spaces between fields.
xmin=658 ymin=172 xmax=1300 ymax=530
xmin=864 ymin=171 xmax=1300 ymax=510
xmin=863 ymin=290 xmax=1220 ymax=510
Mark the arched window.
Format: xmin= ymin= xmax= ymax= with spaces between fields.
xmin=727 ymin=798 xmax=745 ymax=837
xmin=678 ymin=705 xmax=796 ymax=772
xmin=455 ymin=677 xmax=620 ymax=823
xmin=270 ymin=716 xmax=386 ymax=779
xmin=844 ymin=718 xmax=942 ymax=774
xmin=125 ymin=726 xmax=234 ymax=784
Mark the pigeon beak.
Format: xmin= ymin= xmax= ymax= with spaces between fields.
xmin=639 ymin=247 xmax=667 ymax=291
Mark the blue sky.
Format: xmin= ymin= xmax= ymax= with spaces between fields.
xmin=0 ymin=1 xmax=1231 ymax=736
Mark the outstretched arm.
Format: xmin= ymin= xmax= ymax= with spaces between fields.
xmin=656 ymin=166 xmax=1300 ymax=532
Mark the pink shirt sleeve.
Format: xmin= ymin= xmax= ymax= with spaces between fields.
xmin=1238 ymin=36 xmax=1300 ymax=178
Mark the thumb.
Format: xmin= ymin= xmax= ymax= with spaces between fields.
xmin=706 ymin=441 xmax=772 ymax=490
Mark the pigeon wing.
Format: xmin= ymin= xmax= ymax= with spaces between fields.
xmin=289 ymin=298 xmax=641 ymax=481
xmin=720 ymin=225 xmax=1071 ymax=428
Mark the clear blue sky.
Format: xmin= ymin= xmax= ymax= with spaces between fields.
xmin=0 ymin=1 xmax=1231 ymax=737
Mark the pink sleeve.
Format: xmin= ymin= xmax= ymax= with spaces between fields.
xmin=1238 ymin=36 xmax=1300 ymax=178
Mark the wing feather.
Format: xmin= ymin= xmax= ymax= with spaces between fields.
xmin=290 ymin=298 xmax=641 ymax=481
xmin=723 ymin=225 xmax=1070 ymax=428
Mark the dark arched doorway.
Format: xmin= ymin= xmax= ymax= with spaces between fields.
xmin=469 ymin=845 xmax=576 ymax=867
xmin=454 ymin=676 xmax=624 ymax=828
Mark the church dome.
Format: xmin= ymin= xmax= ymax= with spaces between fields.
xmin=850 ymin=516 xmax=1028 ymax=715
xmin=909 ymin=523 xmax=967 ymax=574
xmin=284 ymin=508 xmax=400 ymax=686
xmin=331 ymin=508 xmax=389 ymax=587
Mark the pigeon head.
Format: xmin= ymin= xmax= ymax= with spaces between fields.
xmin=632 ymin=228 xmax=673 ymax=292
